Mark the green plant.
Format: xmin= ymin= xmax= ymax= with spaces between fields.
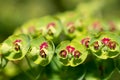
xmin=0 ymin=2 xmax=120 ymax=80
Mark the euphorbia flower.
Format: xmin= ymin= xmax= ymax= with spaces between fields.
xmin=59 ymin=50 xmax=67 ymax=58
xmin=40 ymin=49 xmax=46 ymax=58
xmin=67 ymin=22 xmax=75 ymax=33
xmin=56 ymin=41 xmax=88 ymax=67
xmin=66 ymin=45 xmax=75 ymax=53
xmin=81 ymin=38 xmax=90 ymax=48
xmin=40 ymin=42 xmax=48 ymax=50
xmin=0 ymin=34 xmax=30 ymax=60
xmin=101 ymin=38 xmax=110 ymax=45
xmin=47 ymin=22 xmax=56 ymax=29
xmin=29 ymin=36 xmax=55 ymax=66
xmin=74 ymin=50 xmax=81 ymax=58
xmin=13 ymin=39 xmax=22 ymax=51
xmin=108 ymin=41 xmax=116 ymax=50
xmin=94 ymin=41 xmax=99 ymax=50
xmin=109 ymin=21 xmax=116 ymax=32
xmin=92 ymin=21 xmax=103 ymax=31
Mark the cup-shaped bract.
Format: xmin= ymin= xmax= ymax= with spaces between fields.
xmin=28 ymin=36 xmax=55 ymax=66
xmin=56 ymin=41 xmax=88 ymax=67
xmin=15 ymin=16 xmax=62 ymax=40
xmin=0 ymin=34 xmax=30 ymax=61
xmin=89 ymin=32 xmax=120 ymax=59
xmin=56 ymin=11 xmax=87 ymax=38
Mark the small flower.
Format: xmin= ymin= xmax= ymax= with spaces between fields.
xmin=13 ymin=39 xmax=22 ymax=51
xmin=59 ymin=50 xmax=67 ymax=58
xmin=67 ymin=22 xmax=75 ymax=33
xmin=73 ymin=50 xmax=81 ymax=58
xmin=94 ymin=41 xmax=99 ymax=50
xmin=46 ymin=22 xmax=56 ymax=36
xmin=109 ymin=21 xmax=116 ymax=32
xmin=92 ymin=21 xmax=103 ymax=31
xmin=47 ymin=22 xmax=56 ymax=29
xmin=66 ymin=45 xmax=75 ymax=53
xmin=40 ymin=42 xmax=48 ymax=50
xmin=101 ymin=38 xmax=111 ymax=45
xmin=40 ymin=49 xmax=46 ymax=58
xmin=81 ymin=38 xmax=90 ymax=48
xmin=108 ymin=41 xmax=116 ymax=50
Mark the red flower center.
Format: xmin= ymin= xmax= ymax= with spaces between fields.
xmin=40 ymin=42 xmax=48 ymax=50
xmin=66 ymin=45 xmax=75 ymax=53
xmin=74 ymin=50 xmax=81 ymax=58
xmin=101 ymin=38 xmax=111 ymax=45
xmin=94 ymin=41 xmax=99 ymax=50
xmin=81 ymin=38 xmax=90 ymax=48
xmin=13 ymin=39 xmax=22 ymax=51
xmin=47 ymin=22 xmax=56 ymax=29
xmin=108 ymin=41 xmax=116 ymax=50
xmin=59 ymin=50 xmax=67 ymax=58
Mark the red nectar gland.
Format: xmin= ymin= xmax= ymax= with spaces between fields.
xmin=66 ymin=45 xmax=75 ymax=53
xmin=94 ymin=41 xmax=99 ymax=50
xmin=40 ymin=42 xmax=48 ymax=50
xmin=13 ymin=39 xmax=22 ymax=51
xmin=81 ymin=38 xmax=90 ymax=48
xmin=101 ymin=38 xmax=111 ymax=45
xmin=59 ymin=50 xmax=67 ymax=58
xmin=47 ymin=22 xmax=56 ymax=29
xmin=40 ymin=50 xmax=46 ymax=58
xmin=67 ymin=22 xmax=75 ymax=33
xmin=74 ymin=50 xmax=81 ymax=58
xmin=108 ymin=41 xmax=116 ymax=50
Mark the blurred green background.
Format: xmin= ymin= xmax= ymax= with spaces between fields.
xmin=0 ymin=0 xmax=120 ymax=42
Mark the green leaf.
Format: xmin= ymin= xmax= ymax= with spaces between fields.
xmin=0 ymin=34 xmax=30 ymax=61
xmin=28 ymin=36 xmax=55 ymax=66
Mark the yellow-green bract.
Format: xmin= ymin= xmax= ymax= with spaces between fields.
xmin=89 ymin=32 xmax=120 ymax=59
xmin=28 ymin=36 xmax=55 ymax=66
xmin=0 ymin=34 xmax=30 ymax=61
xmin=14 ymin=16 xmax=62 ymax=40
xmin=56 ymin=40 xmax=88 ymax=67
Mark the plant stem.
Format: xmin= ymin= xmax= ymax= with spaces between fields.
xmin=25 ymin=55 xmax=36 ymax=78
xmin=12 ymin=61 xmax=35 ymax=80
xmin=35 ymin=66 xmax=45 ymax=80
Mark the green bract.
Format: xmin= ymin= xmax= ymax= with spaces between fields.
xmin=56 ymin=41 xmax=88 ymax=67
xmin=0 ymin=34 xmax=30 ymax=61
xmin=90 ymin=32 xmax=120 ymax=59
xmin=28 ymin=36 xmax=55 ymax=66
xmin=15 ymin=16 xmax=62 ymax=40
xmin=56 ymin=11 xmax=86 ymax=38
